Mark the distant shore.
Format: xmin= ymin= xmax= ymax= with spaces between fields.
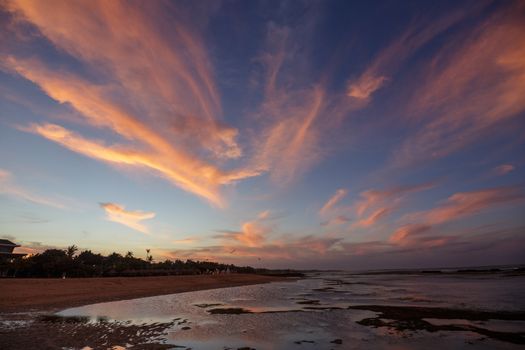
xmin=0 ymin=274 xmax=289 ymax=313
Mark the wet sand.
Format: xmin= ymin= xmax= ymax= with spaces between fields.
xmin=2 ymin=271 xmax=524 ymax=349
xmin=0 ymin=274 xmax=286 ymax=313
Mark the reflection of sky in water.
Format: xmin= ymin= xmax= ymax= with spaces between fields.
xmin=58 ymin=272 xmax=525 ymax=349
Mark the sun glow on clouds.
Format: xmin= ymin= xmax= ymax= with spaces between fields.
xmin=100 ymin=202 xmax=155 ymax=234
xmin=1 ymin=1 xmax=524 ymax=268
xmin=347 ymin=75 xmax=387 ymax=100
xmin=3 ymin=1 xmax=259 ymax=207
xmin=319 ymin=188 xmax=348 ymax=216
xmin=391 ymin=186 xmax=525 ymax=245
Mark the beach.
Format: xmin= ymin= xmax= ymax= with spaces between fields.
xmin=0 ymin=274 xmax=285 ymax=313
xmin=1 ymin=270 xmax=524 ymax=349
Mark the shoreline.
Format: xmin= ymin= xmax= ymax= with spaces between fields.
xmin=0 ymin=274 xmax=290 ymax=314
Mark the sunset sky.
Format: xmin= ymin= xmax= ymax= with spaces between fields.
xmin=1 ymin=0 xmax=524 ymax=269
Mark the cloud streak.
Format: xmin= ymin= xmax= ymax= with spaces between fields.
xmin=351 ymin=183 xmax=435 ymax=227
xmin=412 ymin=187 xmax=525 ymax=226
xmin=493 ymin=164 xmax=515 ymax=176
xmin=100 ymin=202 xmax=155 ymax=234
xmin=319 ymin=188 xmax=348 ymax=215
xmin=0 ymin=168 xmax=66 ymax=209
xmin=215 ymin=210 xmax=273 ymax=247
xmin=391 ymin=186 xmax=525 ymax=244
xmin=346 ymin=6 xmax=473 ymax=103
xmin=394 ymin=5 xmax=525 ymax=166
xmin=2 ymin=1 xmax=262 ymax=206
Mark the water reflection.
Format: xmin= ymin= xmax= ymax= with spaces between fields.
xmin=57 ymin=271 xmax=525 ymax=349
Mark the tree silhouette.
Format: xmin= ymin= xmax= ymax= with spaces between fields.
xmin=0 ymin=245 xmax=287 ymax=278
xmin=66 ymin=245 xmax=78 ymax=259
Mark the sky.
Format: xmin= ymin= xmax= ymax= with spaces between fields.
xmin=0 ymin=0 xmax=524 ymax=270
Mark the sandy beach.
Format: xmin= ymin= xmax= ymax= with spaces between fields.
xmin=0 ymin=274 xmax=285 ymax=313
xmin=1 ymin=271 xmax=524 ymax=349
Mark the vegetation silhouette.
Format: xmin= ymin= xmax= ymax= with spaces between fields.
xmin=3 ymin=245 xmax=262 ymax=278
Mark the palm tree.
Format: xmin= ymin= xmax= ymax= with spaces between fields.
xmin=66 ymin=245 xmax=78 ymax=259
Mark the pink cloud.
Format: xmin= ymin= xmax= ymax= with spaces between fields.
xmin=347 ymin=75 xmax=387 ymax=100
xmin=215 ymin=211 xmax=274 ymax=247
xmin=413 ymin=187 xmax=525 ymax=226
xmin=390 ymin=224 xmax=432 ymax=244
xmin=394 ymin=7 xmax=525 ymax=166
xmin=493 ymin=164 xmax=515 ymax=176
xmin=321 ymin=215 xmax=350 ymax=227
xmin=391 ymin=186 xmax=525 ymax=244
xmin=346 ymin=6 xmax=472 ymax=104
xmin=319 ymin=188 xmax=348 ymax=215
xmin=3 ymin=1 xmax=263 ymax=206
xmin=356 ymin=207 xmax=391 ymax=228
xmin=352 ymin=183 xmax=435 ymax=227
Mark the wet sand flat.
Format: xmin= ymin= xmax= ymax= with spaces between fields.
xmin=0 ymin=274 xmax=285 ymax=313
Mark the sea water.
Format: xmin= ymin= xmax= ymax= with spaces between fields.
xmin=58 ymin=268 xmax=525 ymax=349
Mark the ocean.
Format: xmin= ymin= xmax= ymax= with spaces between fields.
xmin=56 ymin=267 xmax=525 ymax=349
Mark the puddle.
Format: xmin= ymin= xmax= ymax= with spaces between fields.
xmin=47 ymin=272 xmax=525 ymax=349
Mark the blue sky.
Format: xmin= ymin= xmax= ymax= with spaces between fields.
xmin=1 ymin=0 xmax=524 ymax=269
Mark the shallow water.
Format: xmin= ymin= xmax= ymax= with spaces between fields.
xmin=58 ymin=271 xmax=525 ymax=349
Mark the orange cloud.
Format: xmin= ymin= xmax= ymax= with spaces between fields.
xmin=246 ymin=20 xmax=365 ymax=186
xmin=390 ymin=224 xmax=431 ymax=244
xmin=27 ymin=123 xmax=231 ymax=206
xmin=419 ymin=187 xmax=525 ymax=226
xmin=3 ymin=1 xmax=262 ymax=206
xmin=168 ymin=234 xmax=343 ymax=265
xmin=346 ymin=7 xmax=472 ymax=103
xmin=252 ymin=86 xmax=326 ymax=184
xmin=357 ymin=207 xmax=390 ymax=228
xmin=391 ymin=186 xmax=525 ymax=244
xmin=394 ymin=7 xmax=525 ymax=166
xmin=0 ymin=168 xmax=66 ymax=209
xmin=215 ymin=210 xmax=273 ymax=247
xmin=100 ymin=202 xmax=155 ymax=234
xmin=319 ymin=188 xmax=348 ymax=215
xmin=5 ymin=0 xmax=224 ymax=129
xmin=347 ymin=74 xmax=387 ymax=100
xmin=354 ymin=183 xmax=434 ymax=225
xmin=172 ymin=238 xmax=198 ymax=245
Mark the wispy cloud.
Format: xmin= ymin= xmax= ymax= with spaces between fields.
xmin=392 ymin=186 xmax=525 ymax=244
xmin=346 ymin=6 xmax=473 ymax=104
xmin=393 ymin=6 xmax=525 ymax=166
xmin=167 ymin=234 xmax=343 ymax=266
xmin=409 ymin=186 xmax=525 ymax=226
xmin=215 ymin=210 xmax=273 ymax=247
xmin=493 ymin=164 xmax=515 ymax=176
xmin=352 ymin=183 xmax=435 ymax=227
xmin=25 ymin=122 xmax=234 ymax=206
xmin=356 ymin=207 xmax=391 ymax=228
xmin=0 ymin=168 xmax=66 ymax=209
xmin=2 ymin=1 xmax=261 ymax=206
xmin=389 ymin=224 xmax=432 ymax=244
xmin=347 ymin=75 xmax=387 ymax=100
xmin=319 ymin=188 xmax=348 ymax=215
xmin=100 ymin=202 xmax=155 ymax=234
xmin=246 ymin=18 xmax=362 ymax=186
xmin=172 ymin=237 xmax=198 ymax=245
xmin=321 ymin=215 xmax=350 ymax=227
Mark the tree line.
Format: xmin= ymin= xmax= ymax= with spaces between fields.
xmin=2 ymin=245 xmax=259 ymax=278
